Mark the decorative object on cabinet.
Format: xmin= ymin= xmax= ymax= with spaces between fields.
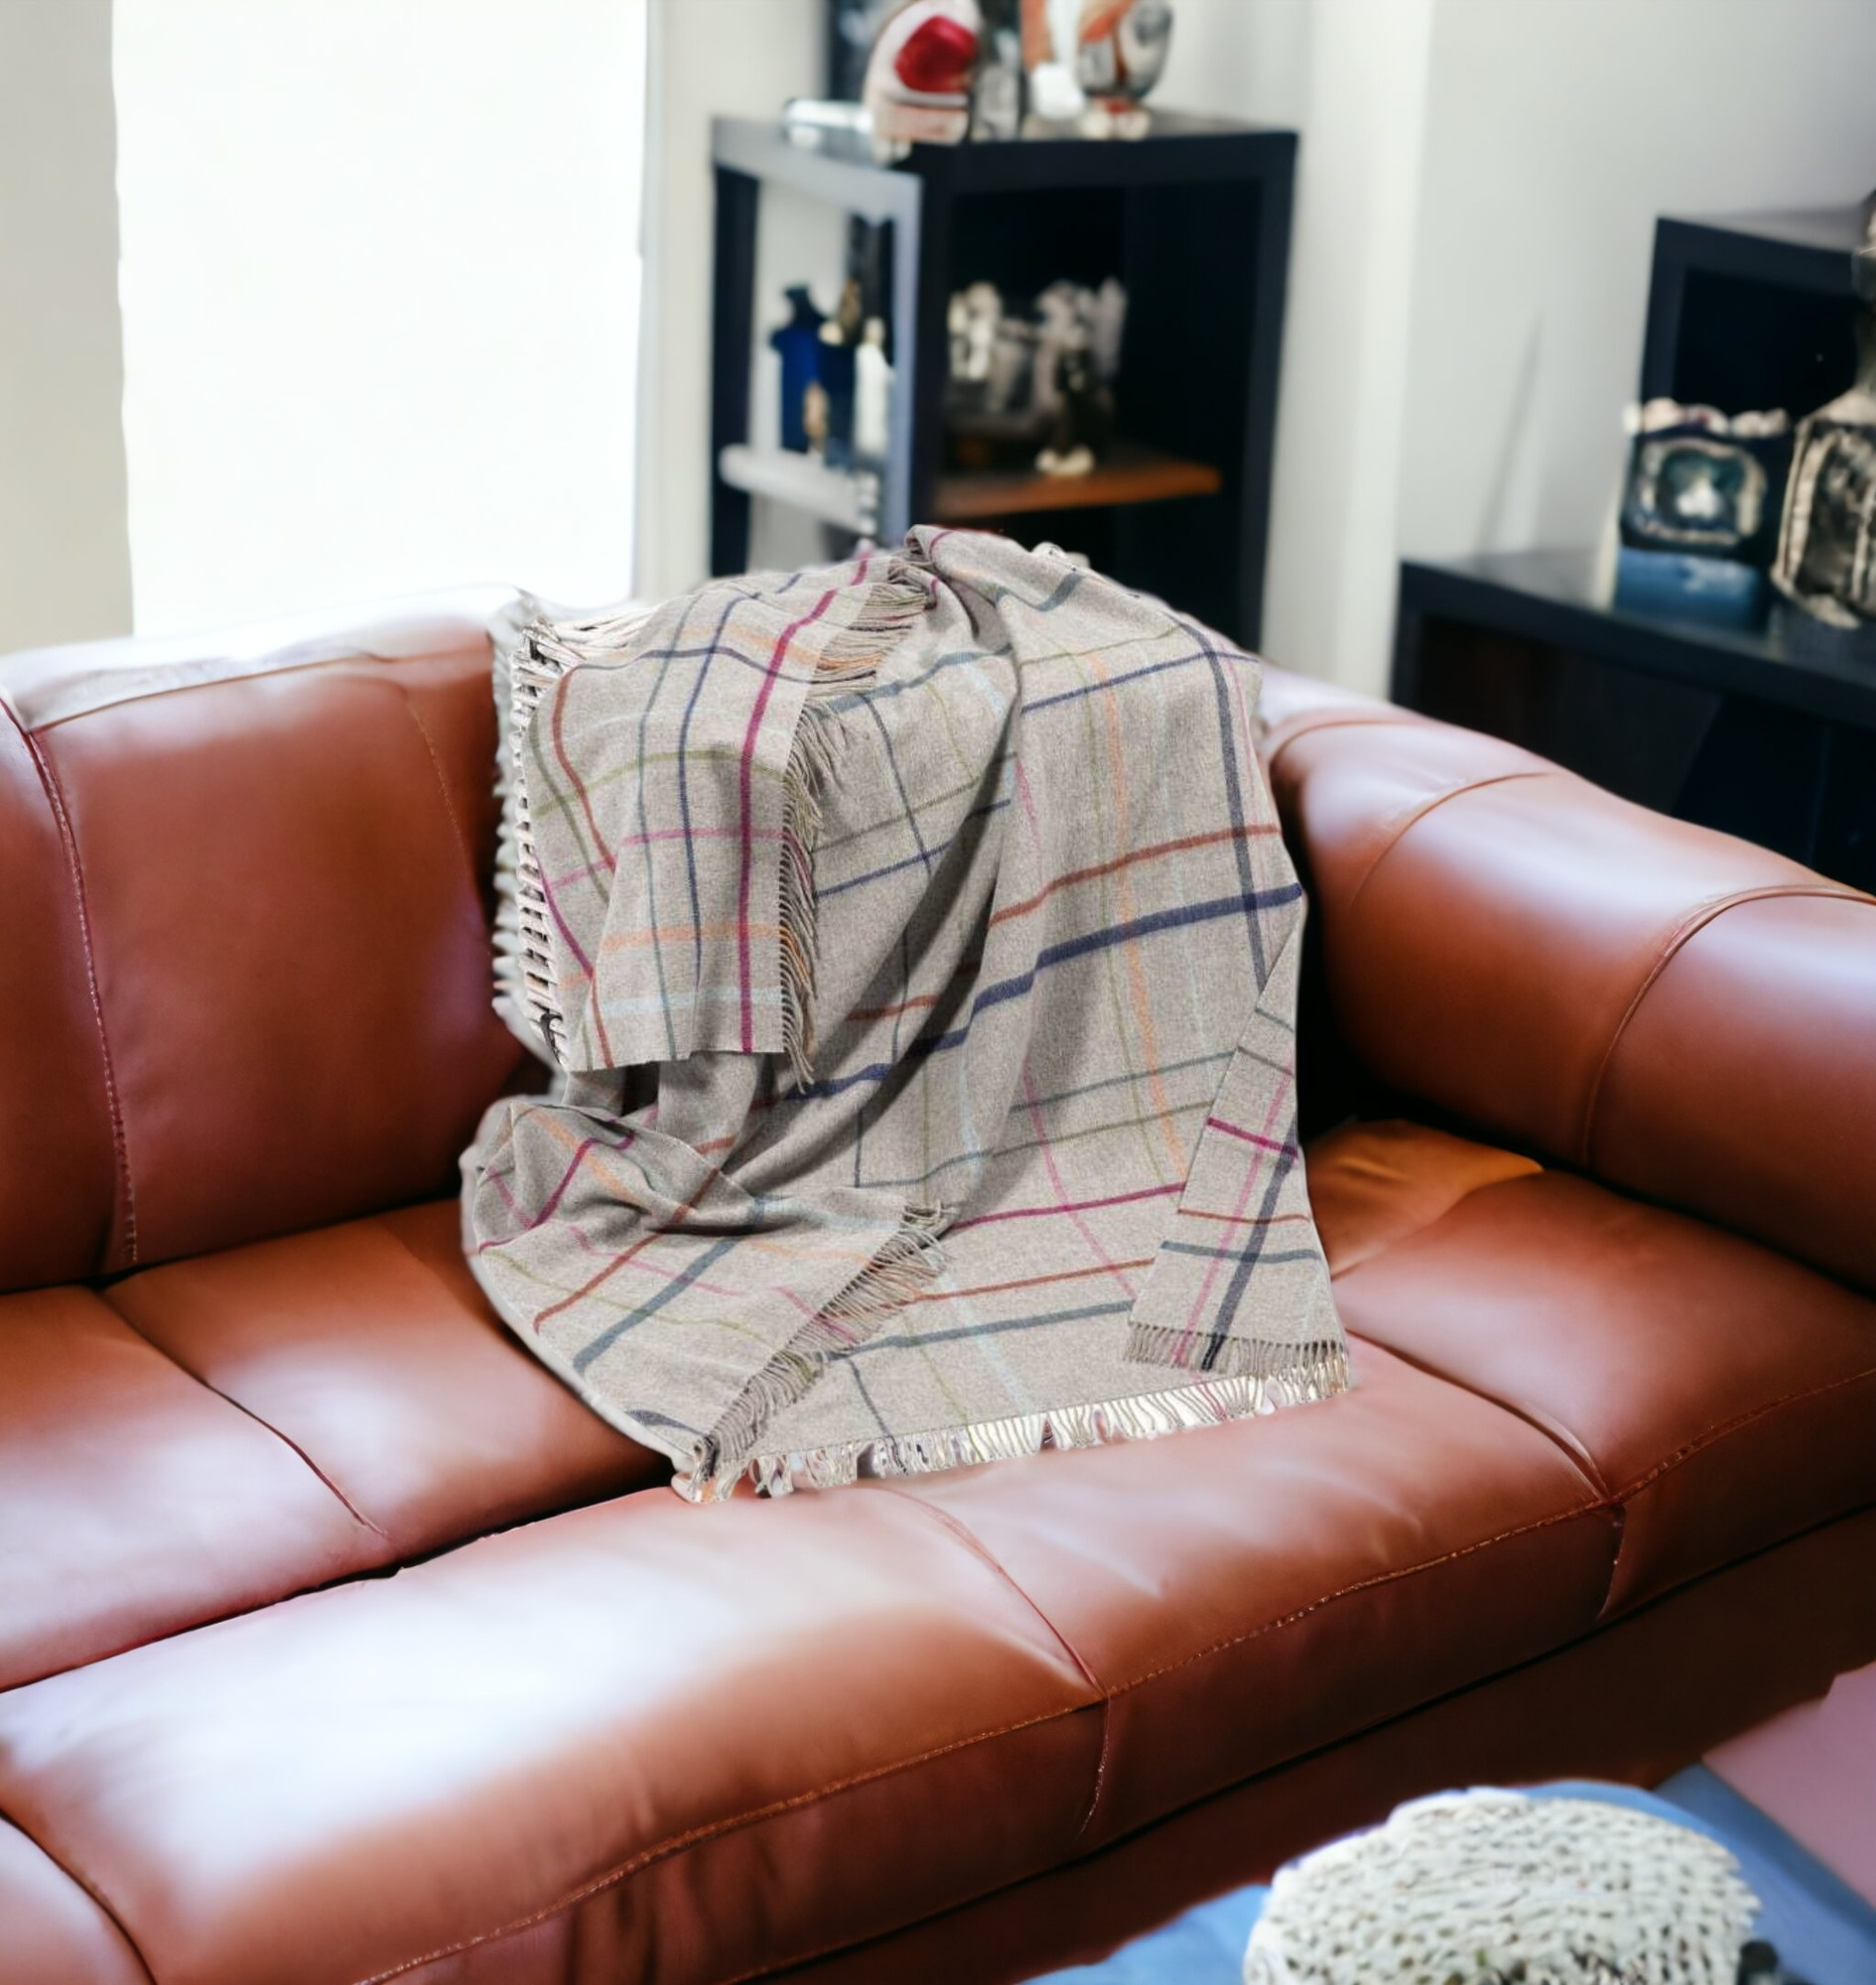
xmin=1773 ymin=191 xmax=1876 ymax=636
xmin=1621 ymin=401 xmax=1791 ymax=563
xmin=863 ymin=0 xmax=982 ymax=154
xmin=829 ymin=0 xmax=901 ymax=104
xmin=1072 ymin=0 xmax=1173 ymax=137
xmin=972 ymin=0 xmax=1025 ymax=139
xmin=1019 ymin=0 xmax=1083 ymax=125
xmin=1615 ymin=399 xmax=1792 ymax=628
xmin=711 ymin=111 xmax=1292 ymax=643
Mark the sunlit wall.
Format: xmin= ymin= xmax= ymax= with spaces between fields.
xmin=114 ymin=0 xmax=646 ymax=634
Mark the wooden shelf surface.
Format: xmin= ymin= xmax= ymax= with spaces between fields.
xmin=934 ymin=441 xmax=1222 ymax=522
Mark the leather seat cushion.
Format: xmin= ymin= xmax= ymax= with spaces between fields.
xmin=889 ymin=1338 xmax=1612 ymax=1850
xmin=0 ymin=1487 xmax=1103 ymax=1985
xmin=0 ymin=1203 xmax=662 ymax=1688
xmin=0 ymin=1336 xmax=1616 ymax=1985
xmin=1 ymin=1116 xmax=1864 ymax=1982
xmin=1314 ymin=1125 xmax=1876 ymax=1615
xmin=106 ymin=1200 xmax=664 ymax=1557
xmin=0 ymin=1282 xmax=378 ymax=1692
xmin=0 ymin=1818 xmax=149 ymax=1985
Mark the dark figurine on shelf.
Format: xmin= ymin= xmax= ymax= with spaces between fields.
xmin=770 ymin=285 xmax=828 ymax=454
xmin=1773 ymin=188 xmax=1876 ymax=629
xmin=1037 ymin=341 xmax=1113 ymax=477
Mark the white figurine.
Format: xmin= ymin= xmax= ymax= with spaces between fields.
xmin=1088 ymin=276 xmax=1128 ymax=382
xmin=856 ymin=318 xmax=894 ymax=462
xmin=960 ymin=281 xmax=1001 ymax=383
xmin=1022 ymin=0 xmax=1088 ymax=125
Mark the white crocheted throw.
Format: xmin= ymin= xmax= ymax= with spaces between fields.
xmin=1243 ymin=1788 xmax=1759 ymax=1985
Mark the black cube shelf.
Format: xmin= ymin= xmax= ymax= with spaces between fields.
xmin=1642 ymin=205 xmax=1861 ymax=416
xmin=1395 ymin=549 xmax=1876 ymax=892
xmin=709 ymin=113 xmax=1295 ymax=647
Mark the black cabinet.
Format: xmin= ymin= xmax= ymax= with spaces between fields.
xmin=1395 ymin=549 xmax=1876 ymax=892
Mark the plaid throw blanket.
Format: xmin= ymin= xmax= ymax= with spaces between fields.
xmin=464 ymin=529 xmax=1347 ymax=1501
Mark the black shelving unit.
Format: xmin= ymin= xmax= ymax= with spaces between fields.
xmin=1641 ymin=206 xmax=1861 ymax=415
xmin=1393 ymin=206 xmax=1876 ymax=891
xmin=710 ymin=113 xmax=1295 ymax=646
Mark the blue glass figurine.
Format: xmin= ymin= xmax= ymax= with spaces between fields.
xmin=770 ymin=286 xmax=827 ymax=454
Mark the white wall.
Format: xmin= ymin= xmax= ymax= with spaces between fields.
xmin=1164 ymin=0 xmax=1876 ymax=695
xmin=0 ymin=0 xmax=133 ymax=654
xmin=634 ymin=0 xmax=823 ymax=602
xmin=113 ymin=0 xmax=647 ymax=635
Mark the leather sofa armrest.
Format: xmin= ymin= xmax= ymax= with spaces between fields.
xmin=1259 ymin=666 xmax=1876 ymax=1295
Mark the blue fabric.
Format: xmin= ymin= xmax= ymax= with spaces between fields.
xmin=1655 ymin=1768 xmax=1876 ymax=1985
xmin=1024 ymin=1778 xmax=1876 ymax=1984
xmin=1024 ymin=1883 xmax=1268 ymax=1984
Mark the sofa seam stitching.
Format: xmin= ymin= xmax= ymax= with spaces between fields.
xmin=1321 ymin=1154 xmax=1542 ymax=1282
xmin=871 ymin=1487 xmax=1103 ymax=1699
xmin=10 ymin=708 xmax=139 ymax=1267
xmin=1609 ymin=1360 xmax=1876 ymax=1505
xmin=873 ymin=1485 xmax=1113 ymax=1841
xmin=0 ymin=1794 xmax=160 ymax=1985
xmin=387 ymin=681 xmax=479 ymax=889
xmin=1262 ymin=708 xmax=1421 ymax=771
xmin=1343 ymin=1327 xmax=1611 ymax=1505
xmin=93 ymin=1288 xmax=393 ymax=1544
xmin=1575 ymin=883 xmax=1872 ymax=1169
xmin=339 ymin=1501 xmax=1606 ymax=1985
xmin=24 ymin=643 xmax=474 ymax=733
xmin=1339 ymin=768 xmax=1552 ymax=922
xmin=1099 ymin=1501 xmax=1608 ymax=1700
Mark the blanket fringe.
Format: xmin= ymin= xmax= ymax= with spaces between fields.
xmin=776 ymin=562 xmax=930 ymax=1089
xmin=505 ymin=613 xmax=659 ymax=1066
xmin=778 ymin=703 xmax=846 ymax=1091
xmin=676 ymin=1205 xmax=948 ymax=1502
xmin=1123 ymin=1323 xmax=1350 ymax=1395
xmin=816 ymin=565 xmax=933 ymax=672
xmin=676 ymin=1339 xmax=1351 ymax=1503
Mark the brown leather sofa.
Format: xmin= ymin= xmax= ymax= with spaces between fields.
xmin=2 ymin=596 xmax=1873 ymax=1985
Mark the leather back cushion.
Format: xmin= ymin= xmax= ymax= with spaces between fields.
xmin=0 ymin=599 xmax=523 ymax=1288
xmin=1264 ymin=690 xmax=1876 ymax=1295
xmin=0 ymin=712 xmax=118 ymax=1286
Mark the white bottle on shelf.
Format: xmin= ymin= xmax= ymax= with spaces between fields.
xmin=856 ymin=317 xmax=894 ymax=463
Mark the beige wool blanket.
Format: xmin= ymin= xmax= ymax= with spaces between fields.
xmin=464 ymin=528 xmax=1347 ymax=1500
